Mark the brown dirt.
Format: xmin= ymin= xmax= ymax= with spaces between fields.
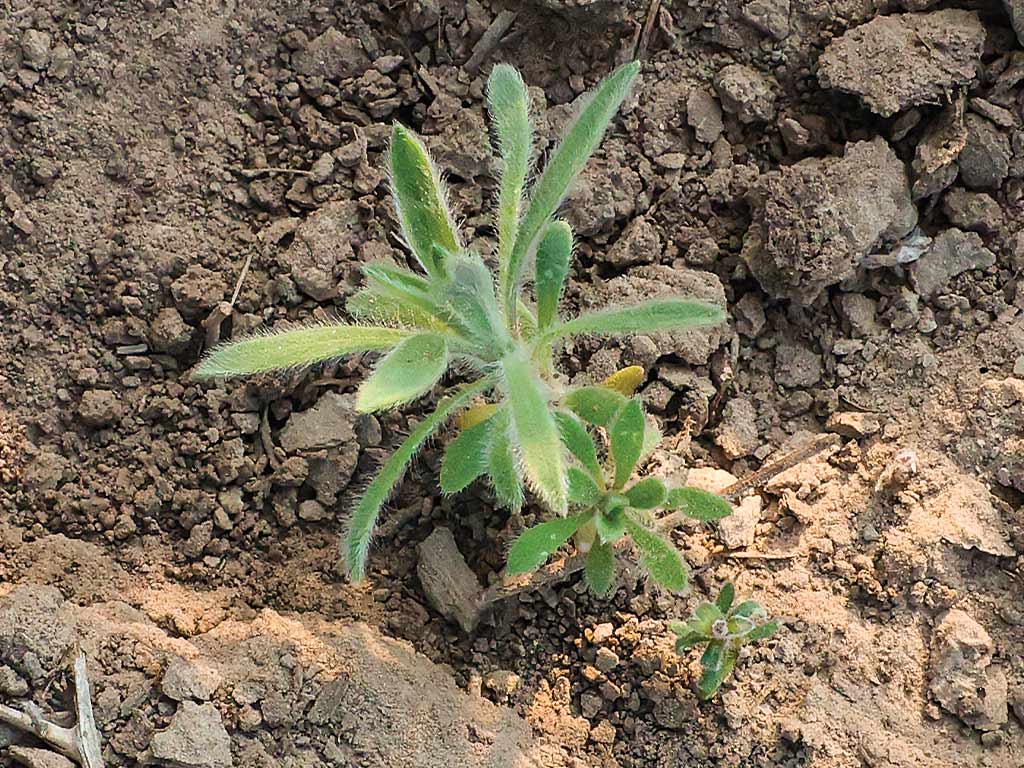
xmin=1 ymin=1 xmax=1022 ymax=767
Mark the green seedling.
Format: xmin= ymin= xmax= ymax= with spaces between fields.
xmin=506 ymin=371 xmax=732 ymax=595
xmin=670 ymin=582 xmax=778 ymax=699
xmin=195 ymin=62 xmax=725 ymax=581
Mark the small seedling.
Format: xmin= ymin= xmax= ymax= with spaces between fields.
xmin=505 ymin=371 xmax=732 ymax=595
xmin=195 ymin=62 xmax=725 ymax=581
xmin=670 ymin=582 xmax=778 ymax=699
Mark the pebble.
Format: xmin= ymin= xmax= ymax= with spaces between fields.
xmin=713 ymin=64 xmax=776 ymax=123
xmin=78 ymin=389 xmax=122 ymax=427
xmin=149 ymin=701 xmax=232 ymax=768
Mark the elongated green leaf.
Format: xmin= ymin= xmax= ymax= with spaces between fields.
xmin=624 ymin=513 xmax=688 ymax=592
xmin=507 ymin=512 xmax=587 ymax=575
xmin=543 ymin=298 xmax=726 ymax=343
xmin=698 ymin=643 xmax=739 ymax=700
xmin=350 ymin=263 xmax=452 ymax=331
xmin=195 ymin=324 xmax=413 ymax=379
xmin=345 ymin=377 xmax=493 ymax=581
xmin=505 ymin=61 xmax=641 ymax=316
xmin=563 ymin=386 xmax=627 ymax=427
xmin=488 ymin=408 xmax=524 ymax=510
xmin=585 ymin=541 xmax=616 ymax=595
xmin=356 ymin=334 xmax=449 ymax=413
xmin=716 ymin=582 xmax=735 ymax=614
xmin=440 ymin=414 xmax=494 ymax=494
xmin=390 ymin=124 xmax=461 ymax=278
xmin=439 ymin=253 xmax=507 ymax=348
xmin=502 ymin=351 xmax=567 ymax=514
xmin=694 ymin=602 xmax=724 ymax=634
xmin=624 ymin=477 xmax=667 ymax=509
xmin=555 ymin=410 xmax=603 ymax=483
xmin=609 ymin=398 xmax=644 ymax=488
xmin=487 ymin=64 xmax=533 ymax=312
xmin=731 ymin=600 xmax=766 ymax=620
xmin=665 ymin=487 xmax=732 ymax=521
xmin=595 ymin=510 xmax=626 ymax=544
xmin=568 ymin=467 xmax=602 ymax=506
xmin=535 ymin=221 xmax=573 ymax=329
xmin=746 ymin=621 xmax=779 ymax=642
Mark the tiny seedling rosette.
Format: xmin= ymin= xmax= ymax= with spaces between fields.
xmin=670 ymin=582 xmax=779 ymax=699
xmin=506 ymin=373 xmax=733 ymax=595
xmin=195 ymin=62 xmax=726 ymax=581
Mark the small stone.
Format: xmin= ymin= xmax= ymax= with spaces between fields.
xmin=7 ymin=748 xmax=74 ymax=768
xmin=591 ymin=623 xmax=615 ymax=644
xmin=604 ymin=217 xmax=661 ymax=267
xmin=817 ymin=11 xmax=985 ymax=118
xmin=417 ymin=527 xmax=482 ymax=633
xmin=78 ymin=389 xmax=123 ymax=427
xmin=826 ymin=412 xmax=882 ymax=438
xmin=942 ymin=188 xmax=1002 ymax=233
xmin=161 ymin=656 xmax=223 ymax=702
xmin=20 ymin=30 xmax=52 ymax=70
xmin=775 ymin=343 xmax=822 ymax=388
xmin=734 ymin=293 xmax=766 ymax=338
xmin=30 ymin=157 xmax=61 ymax=185
xmin=909 ymin=228 xmax=995 ymax=298
xmin=280 ymin=392 xmax=357 ymax=453
xmin=958 ymin=114 xmax=1010 ymax=190
xmin=929 ymin=610 xmax=1007 ymax=731
xmin=292 ymin=28 xmax=369 ymax=80
xmin=182 ymin=521 xmax=213 ymax=559
xmin=590 ymin=720 xmax=616 ymax=744
xmin=149 ymin=307 xmax=193 ymax=354
xmin=297 ymin=499 xmax=326 ymax=521
xmin=741 ymin=0 xmax=791 ymax=40
xmin=713 ymin=64 xmax=776 ymax=124
xmin=149 ymin=701 xmax=232 ymax=768
xmin=12 ymin=209 xmax=34 ymax=235
xmin=714 ymin=397 xmax=759 ymax=459
xmin=170 ymin=265 xmax=227 ymax=317
xmin=718 ymin=495 xmax=761 ymax=549
xmin=595 ymin=647 xmax=620 ymax=673
xmin=482 ymin=669 xmax=521 ymax=697
xmin=0 ymin=665 xmax=29 ymax=696
xmin=686 ymin=88 xmax=723 ymax=144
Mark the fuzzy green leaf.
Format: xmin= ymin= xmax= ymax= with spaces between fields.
xmin=609 ymin=398 xmax=644 ymax=488
xmin=543 ymin=298 xmax=726 ymax=343
xmin=746 ymin=621 xmax=779 ymax=642
xmin=698 ymin=643 xmax=739 ymax=700
xmin=440 ymin=414 xmax=494 ymax=494
xmin=505 ymin=61 xmax=640 ymax=316
xmin=585 ymin=541 xmax=616 ymax=596
xmin=488 ymin=408 xmax=524 ymax=510
xmin=694 ymin=602 xmax=724 ymax=633
xmin=665 ymin=487 xmax=732 ymax=521
xmin=355 ymin=334 xmax=449 ymax=413
xmin=595 ymin=510 xmax=627 ymax=545
xmin=487 ymin=64 xmax=533 ymax=312
xmin=502 ymin=351 xmax=567 ymax=514
xmin=716 ymin=582 xmax=735 ymax=614
xmin=563 ymin=386 xmax=627 ymax=427
xmin=731 ymin=600 xmax=766 ymax=620
xmin=195 ymin=324 xmax=413 ymax=379
xmin=568 ymin=468 xmax=602 ymax=506
xmin=555 ymin=410 xmax=603 ymax=483
xmin=624 ymin=513 xmax=688 ymax=592
xmin=507 ymin=513 xmax=587 ymax=575
xmin=624 ymin=477 xmax=667 ymax=509
xmin=535 ymin=221 xmax=573 ymax=329
xmin=439 ymin=252 xmax=507 ymax=349
xmin=345 ymin=377 xmax=493 ymax=581
xmin=355 ymin=263 xmax=452 ymax=331
xmin=390 ymin=124 xmax=461 ymax=278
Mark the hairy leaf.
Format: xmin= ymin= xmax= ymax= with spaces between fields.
xmin=505 ymin=61 xmax=640 ymax=315
xmin=555 ymin=410 xmax=603 ymax=483
xmin=507 ymin=513 xmax=587 ymax=575
xmin=440 ymin=414 xmax=494 ymax=494
xmin=345 ymin=378 xmax=493 ymax=581
xmin=698 ymin=643 xmax=739 ymax=700
xmin=609 ymin=398 xmax=644 ymax=488
xmin=487 ymin=64 xmax=533 ymax=312
xmin=746 ymin=622 xmax=779 ymax=642
xmin=355 ymin=263 xmax=452 ymax=331
xmin=585 ymin=541 xmax=616 ymax=596
xmin=624 ymin=513 xmax=688 ymax=592
xmin=355 ymin=334 xmax=449 ymax=413
xmin=390 ymin=124 xmax=461 ymax=278
xmin=665 ymin=487 xmax=732 ymax=521
xmin=568 ymin=468 xmax=602 ymax=506
xmin=716 ymin=582 xmax=735 ymax=614
xmin=488 ymin=408 xmax=524 ymax=510
xmin=458 ymin=402 xmax=498 ymax=430
xmin=602 ymin=365 xmax=645 ymax=396
xmin=544 ymin=299 xmax=725 ymax=343
xmin=439 ymin=253 xmax=507 ymax=350
xmin=502 ymin=351 xmax=567 ymax=514
xmin=563 ymin=386 xmax=627 ymax=427
xmin=624 ymin=477 xmax=667 ymax=509
xmin=196 ymin=324 xmax=413 ymax=379
xmin=595 ymin=510 xmax=626 ymax=545
xmin=535 ymin=221 xmax=573 ymax=329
